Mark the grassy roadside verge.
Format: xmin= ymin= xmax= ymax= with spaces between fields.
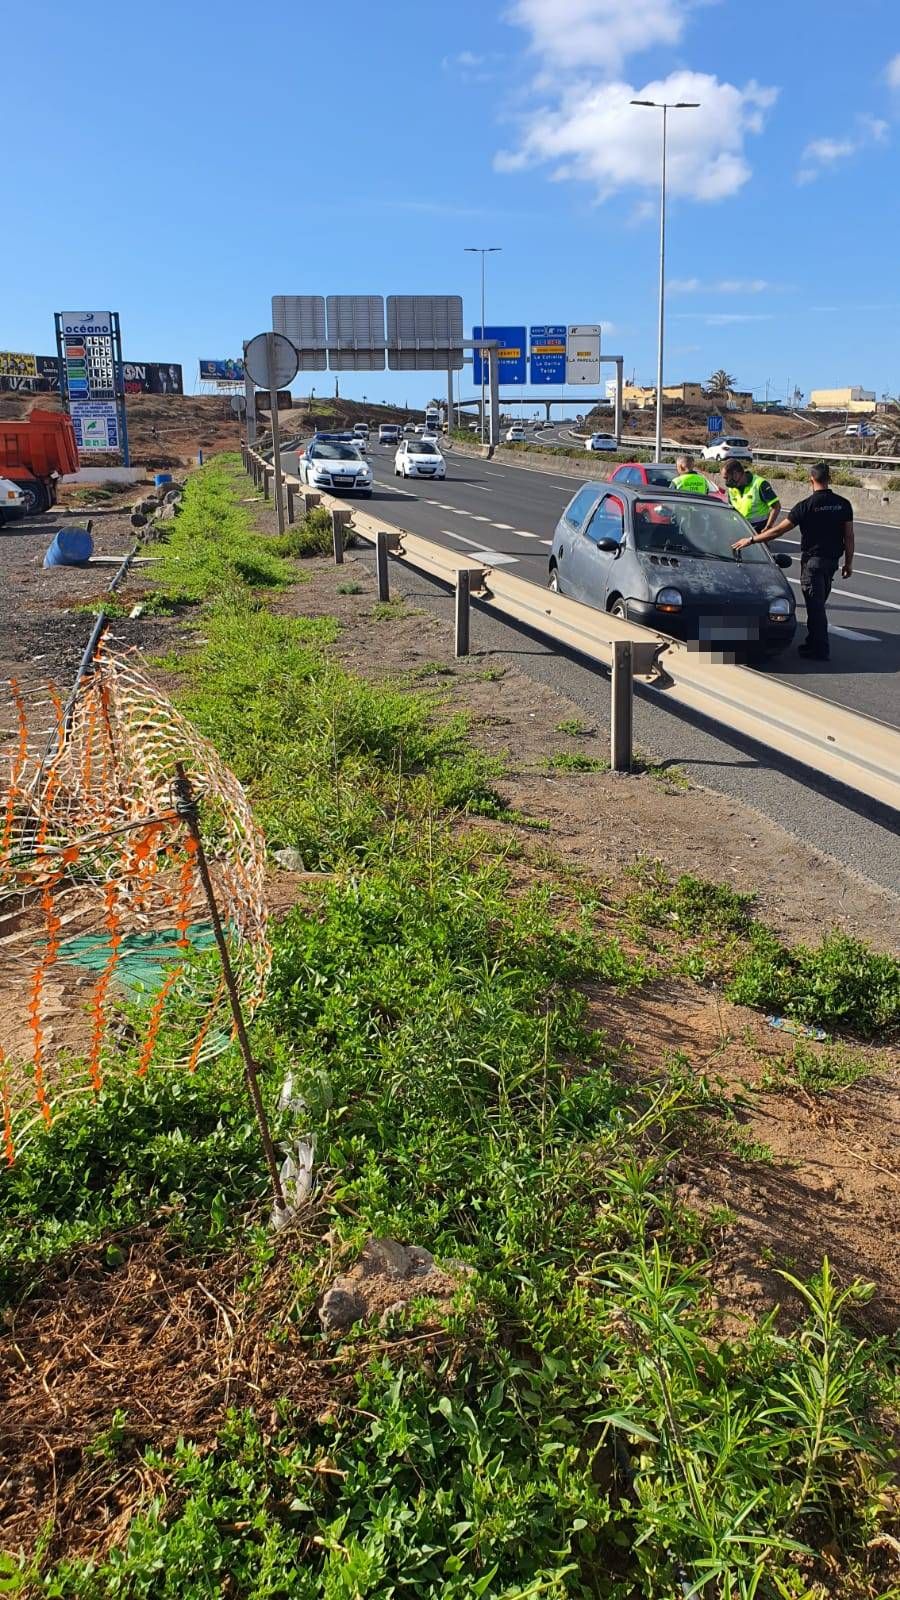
xmin=2 ymin=456 xmax=897 ymax=1599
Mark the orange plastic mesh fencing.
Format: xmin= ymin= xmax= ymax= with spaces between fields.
xmin=0 ymin=646 xmax=270 ymax=1163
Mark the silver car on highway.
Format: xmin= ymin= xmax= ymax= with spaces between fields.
xmin=549 ymin=481 xmax=796 ymax=656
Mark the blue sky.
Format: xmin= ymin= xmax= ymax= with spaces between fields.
xmin=5 ymin=0 xmax=898 ymax=409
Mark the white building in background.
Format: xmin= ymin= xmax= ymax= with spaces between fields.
xmin=809 ymin=386 xmax=877 ymax=413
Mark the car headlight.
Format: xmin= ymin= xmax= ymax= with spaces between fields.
xmin=655 ymin=587 xmax=683 ymax=612
xmin=359 ymin=467 xmax=372 ymax=479
xmin=768 ymin=597 xmax=792 ymax=618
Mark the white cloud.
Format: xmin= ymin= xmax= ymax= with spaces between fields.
xmin=671 ymin=277 xmax=772 ymax=293
xmin=441 ymin=49 xmax=498 ymax=82
xmin=495 ymin=70 xmax=777 ymax=203
xmin=886 ymin=53 xmax=900 ymax=89
xmin=674 ymin=311 xmax=773 ymax=325
xmin=503 ymin=0 xmax=694 ymax=75
xmin=797 ymin=116 xmax=889 ymax=181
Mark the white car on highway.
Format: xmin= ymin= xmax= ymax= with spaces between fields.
xmin=394 ymin=439 xmax=446 ymax=480
xmin=300 ymin=439 xmax=373 ymax=496
xmin=584 ymin=433 xmax=618 ymax=452
xmin=702 ymin=435 xmax=753 ymax=462
xmin=0 ymin=477 xmax=25 ymax=525
xmin=506 ymin=424 xmax=526 ymax=442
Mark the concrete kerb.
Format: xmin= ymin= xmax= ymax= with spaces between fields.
xmin=446 ymin=436 xmax=900 ymax=521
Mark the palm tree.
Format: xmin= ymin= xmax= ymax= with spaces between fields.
xmin=706 ymin=369 xmax=736 ymax=399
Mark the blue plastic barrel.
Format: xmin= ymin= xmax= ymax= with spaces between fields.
xmin=43 ymin=526 xmax=94 ymax=568
xmin=154 ymin=473 xmax=173 ymax=488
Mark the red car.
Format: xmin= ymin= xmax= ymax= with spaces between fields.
xmin=608 ymin=461 xmax=726 ymax=500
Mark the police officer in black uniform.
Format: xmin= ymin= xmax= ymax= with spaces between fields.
xmin=732 ymin=462 xmax=854 ymax=660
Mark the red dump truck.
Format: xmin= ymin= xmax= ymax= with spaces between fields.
xmin=0 ymin=409 xmax=79 ymax=516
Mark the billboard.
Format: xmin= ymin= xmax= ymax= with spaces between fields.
xmin=472 ymin=325 xmax=527 ymax=386
xmin=199 ymin=358 xmax=245 ymax=382
xmin=70 ymin=401 xmax=119 ymax=452
xmin=60 ymin=311 xmax=114 ymax=338
xmin=529 ymin=326 xmax=566 ymax=385
xmin=122 ymin=362 xmax=183 ymax=395
xmin=0 ymin=351 xmax=37 ymax=378
xmin=386 ymin=295 xmax=464 ymax=371
xmin=272 ymin=296 xmax=327 ymax=371
xmin=326 ymin=296 xmax=386 ymax=372
xmin=0 ymin=357 xmax=181 ymax=395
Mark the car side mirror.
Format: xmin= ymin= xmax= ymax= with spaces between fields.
xmin=595 ymin=537 xmax=621 ymax=553
xmin=774 ymin=552 xmax=792 ymax=569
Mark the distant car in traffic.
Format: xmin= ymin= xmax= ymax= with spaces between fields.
xmin=299 ymin=439 xmax=373 ymax=496
xmin=506 ymin=424 xmax=526 ymax=442
xmin=548 ymin=481 xmax=795 ymax=656
xmin=0 ymin=476 xmax=25 ymax=525
xmin=378 ymin=424 xmax=400 ymax=444
xmin=394 ymin=439 xmax=446 ymax=480
xmin=701 ymin=435 xmax=752 ymax=462
xmin=403 ymin=423 xmax=417 ymax=436
xmin=608 ymin=461 xmax=726 ymax=500
xmin=844 ymin=423 xmax=875 ymax=438
xmin=584 ymin=433 xmax=618 ymax=453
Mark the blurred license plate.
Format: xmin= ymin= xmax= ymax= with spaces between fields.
xmin=700 ymin=617 xmax=757 ymax=641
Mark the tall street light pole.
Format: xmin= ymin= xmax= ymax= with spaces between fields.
xmin=630 ymin=99 xmax=699 ymax=461
xmin=465 ymin=246 xmax=501 ymax=444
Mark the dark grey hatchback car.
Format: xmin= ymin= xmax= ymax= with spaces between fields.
xmin=549 ymin=482 xmax=796 ymax=654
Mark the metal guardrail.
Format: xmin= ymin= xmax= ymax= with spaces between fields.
xmin=243 ymin=446 xmax=900 ymax=812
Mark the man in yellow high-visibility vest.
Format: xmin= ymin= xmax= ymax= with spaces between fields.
xmin=671 ymin=454 xmax=710 ymax=494
xmin=722 ymin=459 xmax=781 ymax=534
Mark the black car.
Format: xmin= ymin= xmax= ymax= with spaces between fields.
xmin=549 ymin=482 xmax=796 ymax=655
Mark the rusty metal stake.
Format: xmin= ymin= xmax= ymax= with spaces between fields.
xmin=172 ymin=764 xmax=285 ymax=1211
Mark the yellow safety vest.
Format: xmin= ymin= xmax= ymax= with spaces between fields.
xmin=727 ymin=473 xmax=775 ymax=523
xmin=672 ymin=471 xmax=709 ymax=494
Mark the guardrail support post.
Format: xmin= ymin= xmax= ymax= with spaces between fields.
xmin=263 ymin=467 xmax=271 ymax=501
xmin=610 ymin=640 xmax=634 ymax=772
xmin=304 ymin=491 xmax=322 ymax=512
xmin=286 ymin=485 xmax=295 ymax=525
xmin=331 ymin=508 xmax=345 ymax=565
xmin=455 ymin=569 xmax=470 ymax=656
xmin=376 ymin=531 xmax=390 ymax=602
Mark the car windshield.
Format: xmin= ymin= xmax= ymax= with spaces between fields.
xmin=632 ymin=498 xmax=769 ymax=563
xmin=310 ymin=444 xmax=360 ymax=460
xmin=645 ymin=466 xmax=676 ymax=486
xmin=410 ymin=442 xmax=438 ymax=454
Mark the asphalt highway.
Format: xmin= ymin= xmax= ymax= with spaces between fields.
xmin=288 ymin=438 xmax=900 ymax=731
xmin=282 ymin=437 xmax=900 ymax=888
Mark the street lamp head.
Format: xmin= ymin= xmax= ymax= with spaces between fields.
xmin=630 ymin=99 xmax=700 ymax=109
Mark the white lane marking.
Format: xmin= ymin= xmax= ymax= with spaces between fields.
xmin=780 ymin=536 xmax=900 ymax=567
xmin=854 ymin=565 xmax=900 ymax=584
xmin=829 ymin=625 xmax=880 ymax=642
xmin=468 ymin=483 xmax=493 ymax=492
xmin=471 ymin=515 xmax=492 ymax=522
xmin=374 ymin=479 xmax=416 ymax=498
xmin=539 ymin=538 xmax=553 ymax=546
xmin=786 ymin=577 xmax=900 ymax=612
xmin=440 ymin=530 xmax=518 ymax=564
xmin=514 ymin=531 xmax=540 ymax=538
xmin=492 ymin=521 xmax=514 ymax=529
